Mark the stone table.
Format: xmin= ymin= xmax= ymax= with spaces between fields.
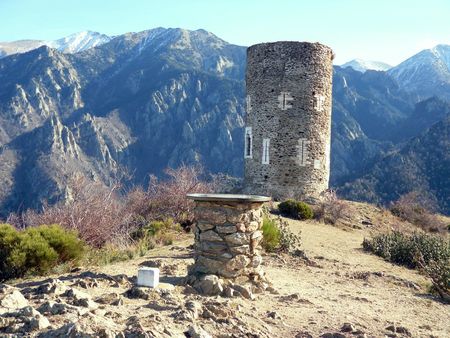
xmin=186 ymin=193 xmax=271 ymax=297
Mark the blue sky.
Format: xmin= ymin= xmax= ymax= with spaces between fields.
xmin=0 ymin=0 xmax=449 ymax=65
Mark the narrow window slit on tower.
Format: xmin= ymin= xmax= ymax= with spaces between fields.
xmin=313 ymin=94 xmax=325 ymax=112
xmin=262 ymin=138 xmax=270 ymax=164
xmin=246 ymin=95 xmax=252 ymax=113
xmin=296 ymin=138 xmax=310 ymax=167
xmin=244 ymin=127 xmax=253 ymax=158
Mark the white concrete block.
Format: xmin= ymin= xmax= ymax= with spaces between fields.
xmin=137 ymin=267 xmax=159 ymax=288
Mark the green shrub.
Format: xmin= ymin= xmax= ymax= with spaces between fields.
xmin=131 ymin=218 xmax=179 ymax=247
xmin=146 ymin=220 xmax=169 ymax=236
xmin=262 ymin=216 xmax=281 ymax=252
xmin=417 ymin=254 xmax=450 ymax=302
xmin=36 ymin=224 xmax=85 ymax=263
xmin=0 ymin=224 xmax=25 ymax=280
xmin=363 ymin=231 xmax=450 ymax=302
xmin=133 ymin=218 xmax=176 ymax=238
xmin=362 ymin=231 xmax=450 ymax=268
xmin=278 ymin=199 xmax=297 ymax=216
xmin=12 ymin=228 xmax=59 ymax=275
xmin=262 ymin=216 xmax=302 ymax=253
xmin=0 ymin=223 xmax=85 ymax=281
xmin=278 ymin=220 xmax=302 ymax=253
xmin=278 ymin=199 xmax=314 ymax=220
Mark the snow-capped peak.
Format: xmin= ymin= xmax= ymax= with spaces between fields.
xmin=0 ymin=31 xmax=111 ymax=58
xmin=341 ymin=59 xmax=392 ymax=73
xmin=385 ymin=44 xmax=450 ymax=94
xmin=45 ymin=31 xmax=111 ymax=54
xmin=429 ymin=44 xmax=450 ymax=68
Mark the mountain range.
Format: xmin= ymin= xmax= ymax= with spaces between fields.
xmin=341 ymin=59 xmax=392 ymax=72
xmin=0 ymin=31 xmax=111 ymax=58
xmin=0 ymin=28 xmax=448 ymax=216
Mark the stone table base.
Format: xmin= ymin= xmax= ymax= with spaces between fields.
xmin=186 ymin=194 xmax=271 ymax=297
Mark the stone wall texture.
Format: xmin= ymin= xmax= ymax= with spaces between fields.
xmin=243 ymin=41 xmax=334 ymax=201
xmin=190 ymin=201 xmax=264 ymax=281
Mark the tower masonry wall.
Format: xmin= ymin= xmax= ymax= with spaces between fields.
xmin=243 ymin=41 xmax=334 ymax=201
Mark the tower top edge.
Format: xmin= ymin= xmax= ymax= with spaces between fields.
xmin=248 ymin=41 xmax=333 ymax=56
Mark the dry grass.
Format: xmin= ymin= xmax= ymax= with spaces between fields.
xmin=390 ymin=191 xmax=448 ymax=233
xmin=126 ymin=165 xmax=215 ymax=229
xmin=315 ymin=190 xmax=353 ymax=225
xmin=6 ymin=165 xmax=215 ymax=248
xmin=14 ymin=176 xmax=132 ymax=247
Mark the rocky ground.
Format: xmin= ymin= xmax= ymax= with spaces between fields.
xmin=1 ymin=201 xmax=449 ymax=338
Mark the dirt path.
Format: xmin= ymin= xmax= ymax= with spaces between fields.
xmin=261 ymin=219 xmax=449 ymax=337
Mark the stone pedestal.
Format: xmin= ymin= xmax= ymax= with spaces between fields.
xmin=186 ymin=194 xmax=271 ymax=297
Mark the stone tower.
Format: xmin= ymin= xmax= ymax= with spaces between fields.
xmin=243 ymin=41 xmax=334 ymax=201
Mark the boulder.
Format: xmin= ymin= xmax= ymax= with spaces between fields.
xmin=235 ymin=222 xmax=246 ymax=232
xmin=199 ymin=230 xmax=223 ymax=242
xmin=64 ymin=288 xmax=98 ymax=310
xmin=73 ymin=278 xmax=99 ymax=289
xmin=246 ymin=221 xmax=260 ymax=232
xmin=95 ymin=292 xmax=123 ymax=306
xmin=196 ymin=221 xmax=215 ymax=231
xmin=267 ymin=311 xmax=282 ymax=320
xmin=341 ymin=323 xmax=356 ymax=332
xmin=194 ymin=275 xmax=223 ymax=296
xmin=37 ymin=301 xmax=73 ymax=315
xmin=386 ymin=325 xmax=411 ymax=336
xmin=230 ymin=284 xmax=254 ymax=300
xmin=225 ymin=255 xmax=251 ymax=272
xmin=36 ymin=279 xmax=68 ymax=296
xmin=124 ymin=315 xmax=151 ymax=338
xmin=38 ymin=322 xmax=96 ymax=337
xmin=1 ymin=306 xmax=50 ymax=333
xmin=187 ymin=325 xmax=212 ymax=338
xmin=125 ymin=286 xmax=161 ymax=301
xmin=200 ymin=241 xmax=228 ymax=254
xmin=194 ymin=256 xmax=224 ymax=274
xmin=0 ymin=286 xmax=29 ymax=314
xmin=215 ymin=224 xmax=237 ymax=234
xmin=224 ymin=232 xmax=248 ymax=246
xmin=250 ymin=231 xmax=263 ymax=240
xmin=175 ymin=300 xmax=202 ymax=321
xmin=250 ymin=255 xmax=262 ymax=268
xmin=229 ymin=245 xmax=250 ymax=255
xmin=202 ymin=300 xmax=235 ymax=320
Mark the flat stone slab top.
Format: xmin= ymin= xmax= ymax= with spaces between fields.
xmin=186 ymin=193 xmax=271 ymax=203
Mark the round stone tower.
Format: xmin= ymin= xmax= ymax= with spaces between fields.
xmin=243 ymin=41 xmax=334 ymax=201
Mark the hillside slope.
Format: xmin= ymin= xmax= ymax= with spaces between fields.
xmin=0 ymin=29 xmax=246 ymax=216
xmin=340 ymin=115 xmax=450 ymax=214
